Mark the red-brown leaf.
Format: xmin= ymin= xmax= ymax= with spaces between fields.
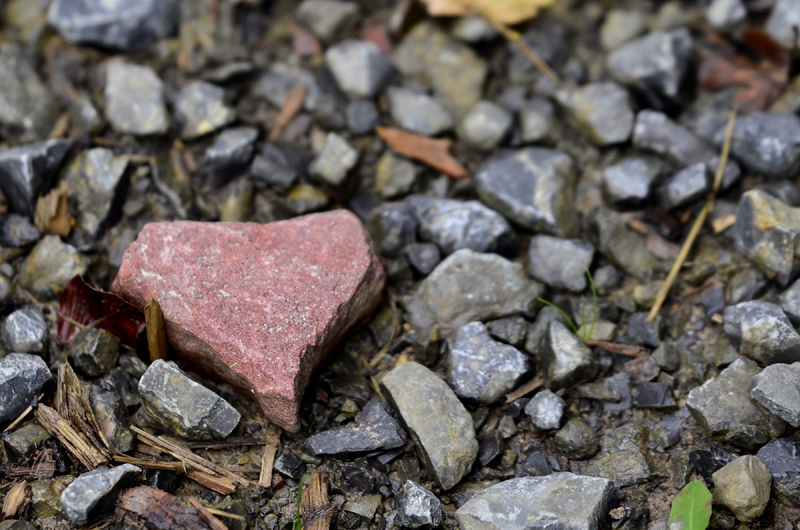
xmin=57 ymin=275 xmax=145 ymax=347
xmin=376 ymin=126 xmax=469 ymax=179
xmin=742 ymin=27 xmax=790 ymax=68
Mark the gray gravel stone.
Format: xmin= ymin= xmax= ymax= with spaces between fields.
xmin=196 ymin=127 xmax=258 ymax=187
xmin=2 ymin=423 xmax=50 ymax=459
xmin=406 ymin=243 xmax=440 ymax=276
xmin=750 ymin=363 xmax=800 ymax=427
xmin=1 ymin=306 xmax=47 ymax=355
xmin=304 ymin=397 xmax=406 ymax=455
xmin=375 ymin=152 xmax=416 ymax=200
xmin=601 ymin=9 xmax=648 ymax=50
xmin=367 ymin=202 xmax=417 ymax=258
xmin=445 ymin=322 xmax=530 ymax=404
xmin=68 ymin=328 xmax=119 ymax=379
xmin=658 ymin=163 xmax=709 ymax=210
xmin=295 ymin=0 xmax=360 ymax=43
xmin=174 ymin=81 xmax=235 ymax=140
xmin=310 ymin=132 xmax=359 ymax=186
xmin=395 ymin=481 xmax=443 ymax=529
xmin=380 ymin=361 xmax=478 ymax=490
xmin=48 ymin=0 xmax=176 ymax=51
xmin=687 ymin=356 xmax=785 ymax=450
xmin=652 ymin=341 xmax=680 ymax=372
xmin=720 ymin=112 xmax=800 ymax=179
xmin=90 ymin=386 xmax=133 ymax=453
xmin=324 ymin=40 xmax=395 ymax=98
xmin=633 ymin=382 xmax=676 ymax=409
xmin=603 ymin=156 xmax=666 ymax=207
xmin=0 ymin=43 xmax=58 ymax=144
xmin=476 ymin=147 xmax=577 ymax=237
xmin=561 ymin=82 xmax=634 ymax=145
xmin=527 ymin=235 xmax=595 ymax=292
xmin=451 ymin=16 xmax=498 ymax=42
xmin=723 ymin=300 xmax=800 ymax=365
xmin=456 ymin=100 xmax=513 ymax=150
xmin=780 ymin=277 xmax=800 ymax=325
xmin=346 ymin=100 xmax=379 ymax=135
xmin=69 ymin=93 xmax=103 ymax=136
xmin=627 ymin=312 xmax=663 ymax=348
xmin=18 ymin=236 xmax=88 ymax=300
xmin=0 ymin=139 xmax=71 ymax=217
xmin=249 ymin=142 xmax=308 ymax=191
xmin=387 ymin=87 xmax=453 ymax=136
xmin=255 ymin=63 xmax=340 ymax=125
xmin=525 ymin=390 xmax=565 ymax=431
xmin=63 ymin=148 xmax=128 ymax=235
xmin=455 ymin=474 xmax=616 ymax=530
xmin=540 ymin=321 xmax=598 ymax=390
xmin=519 ymin=98 xmax=556 ymax=144
xmin=573 ymin=423 xmax=652 ymax=486
xmin=138 ymin=359 xmax=241 ymax=440
xmin=733 ymin=190 xmax=800 ymax=286
xmin=756 ymin=438 xmax=800 ymax=506
xmin=0 ymin=354 xmax=51 ymax=423
xmin=607 ymin=29 xmax=693 ymax=99
xmin=413 ymin=196 xmax=517 ymax=256
xmin=485 ymin=316 xmax=528 ymax=348
xmin=554 ymin=417 xmax=599 ymax=460
xmin=60 ymin=464 xmax=142 ymax=526
xmin=103 ymin=60 xmax=168 ymax=136
xmin=706 ymin=0 xmax=746 ymax=30
xmin=766 ymin=0 xmax=800 ymax=49
xmin=0 ymin=214 xmax=40 ymax=248
xmin=417 ymin=249 xmax=544 ymax=331
xmin=712 ymin=455 xmax=772 ymax=522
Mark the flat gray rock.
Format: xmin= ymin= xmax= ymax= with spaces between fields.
xmin=455 ymin=474 xmax=616 ymax=530
xmin=456 ymin=100 xmax=513 ymax=151
xmin=602 ymin=156 xmax=666 ymax=207
xmin=0 ymin=354 xmax=51 ymax=423
xmin=17 ymin=236 xmax=88 ymax=300
xmin=380 ymin=362 xmax=477 ymax=490
xmin=540 ymin=321 xmax=598 ymax=390
xmin=0 ymin=44 xmax=58 ymax=144
xmin=324 ymin=40 xmax=395 ymax=99
xmin=68 ymin=328 xmax=120 ymax=378
xmin=723 ymin=300 xmax=800 ymax=365
xmin=103 ymin=60 xmax=168 ymax=136
xmin=63 ymin=148 xmax=128 ymax=235
xmin=61 ymin=464 xmax=142 ymax=526
xmin=750 ymin=362 xmax=800 ymax=427
xmin=525 ymin=389 xmax=565 ymax=431
xmin=527 ymin=235 xmax=595 ymax=292
xmin=0 ymin=139 xmax=71 ymax=217
xmin=561 ymin=81 xmax=634 ymax=145
xmin=756 ymin=438 xmax=800 ymax=506
xmin=658 ymin=163 xmax=710 ymax=210
xmin=395 ymin=481 xmax=443 ymax=528
xmin=310 ymin=133 xmax=359 ymax=187
xmin=573 ymin=423 xmax=652 ymax=487
xmin=1 ymin=306 xmax=47 ymax=355
xmin=719 ymin=112 xmax=800 ymax=179
xmin=386 ymin=87 xmax=453 ymax=136
xmin=174 ymin=81 xmax=235 ymax=140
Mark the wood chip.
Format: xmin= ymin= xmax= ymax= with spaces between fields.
xmin=376 ymin=126 xmax=468 ymax=179
xmin=145 ymin=298 xmax=168 ymax=362
xmin=117 ymin=486 xmax=214 ymax=530
xmin=270 ymin=87 xmax=306 ymax=141
xmin=189 ymin=498 xmax=229 ymax=530
xmin=585 ymin=340 xmax=648 ymax=357
xmin=712 ymin=214 xmax=736 ymax=233
xmin=301 ymin=469 xmax=337 ymax=530
xmin=34 ymin=181 xmax=72 ymax=237
xmin=57 ymin=362 xmax=113 ymax=455
xmin=259 ymin=424 xmax=281 ymax=488
xmin=2 ymin=480 xmax=28 ymax=518
xmin=505 ymin=374 xmax=544 ymax=403
xmin=34 ymin=404 xmax=109 ymax=469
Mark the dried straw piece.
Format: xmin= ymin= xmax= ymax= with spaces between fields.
xmin=301 ymin=469 xmax=337 ymax=530
xmin=259 ymin=425 xmax=281 ymax=488
xmin=189 ymin=498 xmax=229 ymax=530
xmin=34 ymin=405 xmax=109 ymax=469
xmin=114 ymin=456 xmax=237 ymax=494
xmin=505 ymin=374 xmax=544 ymax=403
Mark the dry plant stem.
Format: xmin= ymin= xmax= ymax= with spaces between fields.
xmin=35 ymin=405 xmax=109 ymax=469
xmin=145 ymin=298 xmax=168 ymax=362
xmin=115 ymin=456 xmax=237 ymax=494
xmin=259 ymin=424 xmax=281 ymax=488
xmin=189 ymin=498 xmax=229 ymax=530
xmin=4 ymin=393 xmax=44 ymax=432
xmin=2 ymin=480 xmax=28 ymax=518
xmin=585 ymin=341 xmax=648 ymax=357
xmin=301 ymin=469 xmax=337 ymax=530
xmin=491 ymin=21 xmax=565 ymax=89
xmin=646 ymin=104 xmax=738 ymax=323
xmin=187 ymin=437 xmax=268 ymax=449
xmin=505 ymin=374 xmax=544 ymax=403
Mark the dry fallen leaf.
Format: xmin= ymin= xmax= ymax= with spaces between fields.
xmin=34 ymin=180 xmax=72 ymax=237
xmin=419 ymin=0 xmax=554 ymax=25
xmin=376 ymin=126 xmax=468 ymax=179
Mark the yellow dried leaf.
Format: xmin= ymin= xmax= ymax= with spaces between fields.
xmin=419 ymin=0 xmax=554 ymax=25
xmin=34 ymin=180 xmax=72 ymax=237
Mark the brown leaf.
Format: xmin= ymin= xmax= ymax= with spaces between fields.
xmin=419 ymin=0 xmax=554 ymax=25
xmin=2 ymin=480 xmax=28 ymax=518
xmin=145 ymin=298 xmax=168 ymax=362
xmin=34 ymin=180 xmax=72 ymax=237
xmin=376 ymin=126 xmax=468 ymax=179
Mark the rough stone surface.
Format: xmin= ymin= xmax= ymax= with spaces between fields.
xmin=519 ymin=98 xmax=556 ymax=144
xmin=721 ymin=112 xmax=800 ymax=179
xmin=2 ymin=423 xmax=50 ymax=459
xmin=756 ymin=438 xmax=800 ymax=506
xmin=562 ymin=82 xmax=634 ymax=145
xmin=255 ymin=63 xmax=340 ymax=125
xmin=395 ymin=481 xmax=443 ymax=529
xmin=602 ymin=156 xmax=666 ymax=207
xmin=713 ymin=456 xmax=772 ymax=522
xmin=309 ymin=133 xmax=359 ymax=186
xmin=174 ymin=81 xmax=235 ymax=140
xmin=525 ymin=390 xmax=565 ymax=431
xmin=90 ymin=386 xmax=134 ymax=453
xmin=0 ymin=139 xmax=71 ymax=217
xmin=68 ymin=328 xmax=119 ymax=379
xmin=375 ymin=152 xmax=416 ymax=200
xmin=60 ymin=464 xmax=142 ymax=526
xmin=658 ymin=163 xmax=709 ymax=210
xmin=733 ymin=190 xmax=800 ymax=286
xmin=767 ymin=0 xmax=800 ymax=51
xmin=0 ymin=354 xmax=51 ymax=423
xmin=295 ymin=0 xmax=359 ymax=43
xmin=690 ymin=443 xmax=739 ymax=485
xmin=324 ymin=40 xmax=395 ymax=98
xmin=455 ymin=474 xmax=616 ymax=530
xmin=303 ymin=397 xmax=406 ymax=455
xmin=48 ymin=0 xmax=176 ymax=51
xmin=380 ymin=362 xmax=478 ymax=490
xmin=63 ymin=148 xmax=128 ymax=235
xmin=1 ymin=306 xmax=47 ymax=355
xmin=540 ymin=321 xmax=598 ymax=390
xmin=196 ymin=127 xmax=258 ymax=187
xmin=138 ymin=359 xmax=240 ymax=440
xmin=723 ymin=300 xmax=800 ymax=365
xmin=112 ymin=211 xmax=385 ymax=432
xmin=687 ymin=356 xmax=785 ymax=450
xmin=456 ymin=100 xmax=513 ymax=151
xmin=573 ymin=423 xmax=652 ymax=487
xmin=386 ymin=87 xmax=453 ymax=136
xmin=750 ymin=363 xmax=800 ymax=427
xmin=445 ymin=322 xmax=530 ymax=404
xmin=527 ymin=235 xmax=595 ymax=292
xmin=103 ymin=60 xmax=168 ymax=136
xmin=476 ymin=147 xmax=577 ymax=237
xmin=416 ymin=249 xmax=543 ymax=331
xmin=781 ymin=277 xmax=800 ymax=325
xmin=367 ymin=202 xmax=417 ymax=258
xmin=554 ymin=418 xmax=599 ymax=460
xmin=19 ymin=235 xmax=88 ymax=301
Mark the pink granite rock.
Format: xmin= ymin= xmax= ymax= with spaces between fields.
xmin=111 ymin=210 xmax=385 ymax=432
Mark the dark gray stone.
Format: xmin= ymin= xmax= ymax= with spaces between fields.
xmin=718 ymin=112 xmax=800 ymax=179
xmin=456 ymin=101 xmax=513 ymax=150
xmin=633 ymin=382 xmax=676 ymax=409
xmin=249 ymin=142 xmax=310 ymax=191
xmin=561 ymin=82 xmax=634 ymax=146
xmin=652 ymin=413 xmax=686 ymax=448
xmin=455 ymin=474 xmax=616 ymax=530
xmin=386 ymin=87 xmax=453 ymax=136
xmin=627 ymin=312 xmax=663 ymax=348
xmin=103 ymin=60 xmax=168 ymax=136
xmin=196 ymin=127 xmax=258 ymax=187
xmin=367 ymin=202 xmax=417 ymax=258
xmin=687 ymin=356 xmax=785 ymax=450
xmin=524 ymin=389 xmax=565 ymax=431
xmin=0 ymin=213 xmax=40 ymax=248
xmin=554 ymin=417 xmax=599 ymax=460
xmin=690 ymin=443 xmax=739 ymax=485
xmin=519 ymin=450 xmax=551 ymax=477
xmin=519 ymin=98 xmax=556 ymax=144
xmin=603 ymin=156 xmax=667 ymax=207
xmin=60 ymin=464 xmax=142 ymax=526
xmin=573 ymin=423 xmax=652 ymax=486
xmin=310 ymin=133 xmax=359 ymax=186
xmin=48 ymin=0 xmax=176 ymax=51
xmin=780 ymin=277 xmax=800 ymax=325
xmin=174 ymin=82 xmax=235 ymax=141
xmin=99 ymin=367 xmax=140 ymax=411
xmin=756 ymin=438 xmax=800 ymax=506
xmin=0 ymin=139 xmax=71 ymax=217
xmin=63 ymin=148 xmax=128 ymax=235
xmin=527 ymin=235 xmax=595 ymax=292
xmin=295 ymin=0 xmax=359 ymax=43
xmin=593 ymin=265 xmax=622 ymax=295
xmin=273 ymin=452 xmax=307 ymax=479
xmin=723 ymin=300 xmax=800 ymax=365
xmin=486 ymin=316 xmax=528 ymax=348
xmin=477 ymin=431 xmax=502 ymax=467
xmin=69 ymin=93 xmax=103 ymax=136
xmin=652 ymin=341 xmax=680 ymax=372
xmin=324 ymin=40 xmax=395 ymax=98
xmin=346 ymin=100 xmax=379 ymax=135
xmin=375 ymin=152 xmax=417 ymax=200
xmin=380 ymin=362 xmax=478 ymax=490
xmin=18 ymin=236 xmax=88 ymax=300
xmin=1 ymin=423 xmax=50 ymax=459
xmin=767 ymin=0 xmax=800 ymax=49
xmin=1 ymin=306 xmax=47 ymax=355
xmin=395 ymin=481 xmax=443 ymax=528
xmin=68 ymin=328 xmax=119 ymax=379
xmin=733 ymin=189 xmax=800 ymax=286
xmin=90 ymin=386 xmax=133 ymax=453
xmin=303 ymin=397 xmax=406 ymax=455
xmin=255 ymin=63 xmax=340 ymax=125
xmin=750 ymin=362 xmax=800 ymax=427
xmin=476 ymin=147 xmax=577 ymax=237
xmin=406 ymin=243 xmax=441 ymax=276
xmin=0 ymin=44 xmax=58 ymax=144
xmin=726 ymin=267 xmax=768 ymax=305
xmin=138 ymin=359 xmax=240 ymax=440
xmin=607 ymin=29 xmax=693 ymax=99
xmin=414 ymin=196 xmax=517 ymax=256
xmin=658 ymin=163 xmax=709 ymax=210
xmin=0 ymin=354 xmax=51 ymax=422
xmin=540 ymin=321 xmax=597 ymax=390
xmin=445 ymin=322 xmax=530 ymax=404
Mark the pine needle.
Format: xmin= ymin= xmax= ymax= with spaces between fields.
xmin=646 ymin=104 xmax=738 ymax=322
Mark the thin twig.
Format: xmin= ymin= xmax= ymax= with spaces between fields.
xmin=489 ymin=20 xmax=565 ymax=89
xmin=505 ymin=374 xmax=544 ymax=403
xmin=646 ymin=104 xmax=738 ymax=322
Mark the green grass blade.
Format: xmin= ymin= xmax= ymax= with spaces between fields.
xmin=294 ymin=472 xmax=308 ymax=530
xmin=667 ymin=480 xmax=712 ymax=530
xmin=537 ymin=299 xmax=577 ymax=334
xmin=580 ymin=294 xmax=586 ymax=342
xmin=586 ymin=268 xmax=597 ymax=342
